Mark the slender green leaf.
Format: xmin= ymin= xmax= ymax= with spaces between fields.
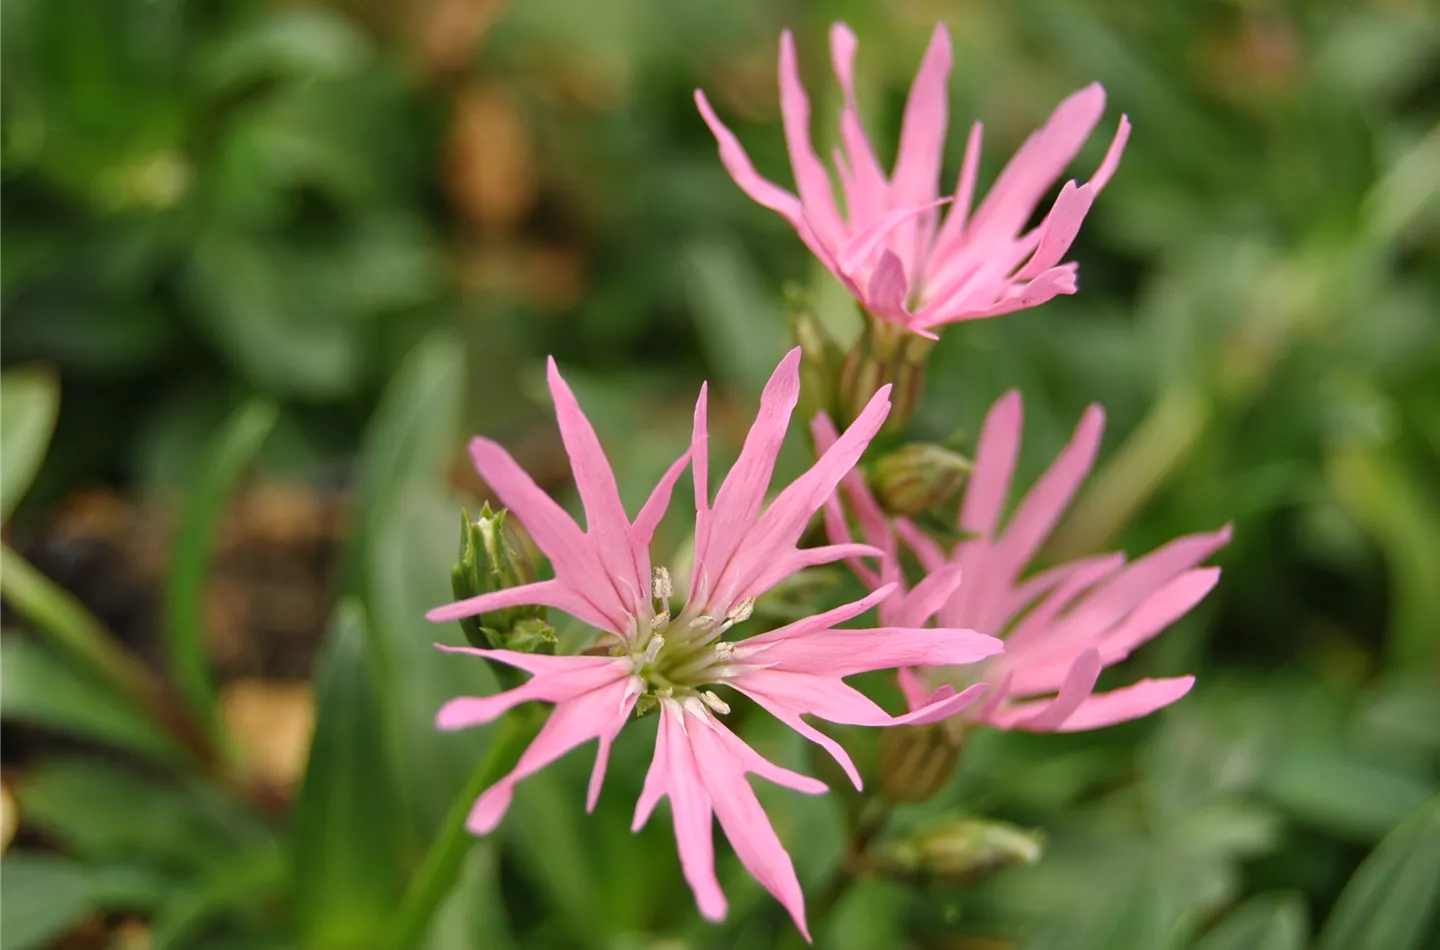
xmin=420 ymin=845 xmax=519 ymax=950
xmin=16 ymin=759 xmax=266 ymax=871
xmin=1316 ymin=796 xmax=1440 ymax=950
xmin=682 ymin=240 xmax=787 ymax=394
xmin=0 ymin=853 xmax=95 ymax=950
xmin=0 ymin=366 xmax=60 ymax=520
xmin=1197 ymin=892 xmax=1309 ymax=950
xmin=0 ymin=637 xmax=186 ymax=765
xmin=151 ymin=846 xmax=287 ymax=950
xmin=164 ymin=398 xmax=277 ymax=731
xmin=291 ymin=600 xmax=405 ymax=950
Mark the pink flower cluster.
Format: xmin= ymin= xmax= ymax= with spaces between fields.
xmin=427 ymin=20 xmax=1227 ymax=941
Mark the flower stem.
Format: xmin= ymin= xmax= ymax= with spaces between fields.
xmin=389 ymin=712 xmax=536 ymax=949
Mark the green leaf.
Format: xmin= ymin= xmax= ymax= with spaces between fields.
xmin=0 ymin=366 xmax=60 ymax=520
xmin=0 ymin=636 xmax=186 ymax=765
xmin=682 ymin=240 xmax=787 ymax=394
xmin=15 ymin=759 xmax=266 ymax=872
xmin=150 ymin=846 xmax=287 ymax=950
xmin=0 ymin=853 xmax=96 ymax=950
xmin=419 ymin=845 xmax=519 ymax=950
xmin=291 ymin=600 xmax=406 ymax=950
xmin=164 ymin=398 xmax=277 ymax=731
xmin=1197 ymin=892 xmax=1309 ymax=950
xmin=201 ymin=6 xmax=372 ymax=94
xmin=1316 ymin=796 xmax=1440 ymax=950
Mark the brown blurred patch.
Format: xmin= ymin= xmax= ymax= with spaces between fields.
xmin=454 ymin=240 xmax=587 ymax=310
xmin=221 ymin=679 xmax=316 ymax=789
xmin=0 ymin=779 xmax=16 ymax=854
xmin=446 ymin=84 xmax=539 ymax=232
xmin=415 ymin=0 xmax=505 ymax=77
xmin=1194 ymin=13 xmax=1301 ymax=107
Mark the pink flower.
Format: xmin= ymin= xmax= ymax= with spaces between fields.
xmin=428 ymin=349 xmax=1003 ymax=938
xmin=815 ymin=391 xmax=1229 ymax=733
xmin=696 ymin=23 xmax=1129 ymax=335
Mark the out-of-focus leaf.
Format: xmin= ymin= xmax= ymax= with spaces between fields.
xmin=150 ymin=846 xmax=287 ymax=950
xmin=420 ymin=845 xmax=518 ymax=950
xmin=1316 ymin=796 xmax=1440 ymax=950
xmin=15 ymin=759 xmax=264 ymax=872
xmin=201 ymin=7 xmax=371 ymax=93
xmin=1262 ymin=747 xmax=1437 ymax=838
xmin=0 ymin=853 xmax=95 ymax=950
xmin=1197 ymin=892 xmax=1309 ymax=950
xmin=0 ymin=366 xmax=60 ymax=521
xmin=682 ymin=239 xmax=787 ymax=394
xmin=0 ymin=637 xmax=186 ymax=765
xmin=164 ymin=398 xmax=277 ymax=731
xmin=291 ymin=600 xmax=405 ymax=949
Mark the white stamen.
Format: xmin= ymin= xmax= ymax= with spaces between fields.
xmin=713 ymin=641 xmax=735 ymax=661
xmin=700 ymin=690 xmax=731 ymax=715
xmin=683 ymin=695 xmax=711 ymax=720
xmin=688 ymin=615 xmax=717 ymax=629
xmin=649 ymin=610 xmax=670 ymax=631
xmin=726 ymin=597 xmax=755 ymax=625
xmin=642 ymin=635 xmax=665 ymax=666
xmin=652 ymin=566 xmax=673 ymax=602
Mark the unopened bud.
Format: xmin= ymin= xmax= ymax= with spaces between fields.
xmin=450 ymin=504 xmax=553 ymax=652
xmin=876 ymin=722 xmax=962 ymax=804
xmin=872 ymin=818 xmax=1044 ymax=885
xmin=836 ymin=311 xmax=934 ymax=435
xmin=872 ymin=443 xmax=971 ymax=516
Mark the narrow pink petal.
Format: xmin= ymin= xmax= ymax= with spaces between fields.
xmin=896 ymin=666 xmax=932 ymax=712
xmin=893 ymin=682 xmax=990 ymax=724
xmin=999 ymin=554 xmax=1124 ymax=653
xmin=838 ymin=201 xmax=950 ymax=275
xmin=1098 ymin=567 xmax=1221 ymax=663
xmin=713 ymin=385 xmax=891 ymax=607
xmin=587 ymin=679 xmax=642 ymax=811
xmin=997 ymin=648 xmax=1102 ymax=731
xmin=704 ymin=713 xmax=828 ymax=795
xmin=730 ymin=669 xmax=894 ymax=726
xmin=894 ymin=517 xmax=948 ymax=574
xmin=744 ymin=584 xmax=898 ymax=647
xmin=889 ymin=23 xmax=953 ymax=276
xmin=433 ymin=644 xmax=622 ymax=676
xmin=426 ymin=578 xmax=610 ymax=631
xmin=633 ymin=448 xmax=691 ymax=548
xmin=960 ymin=390 xmax=1022 ymax=538
xmin=694 ymin=349 xmax=803 ymax=610
xmin=688 ymin=715 xmax=811 ymax=940
xmin=466 ymin=677 xmax=637 ymax=834
xmin=632 ymin=701 xmax=673 ymax=831
xmin=1054 ymin=675 xmax=1195 ymax=731
xmin=694 ymin=90 xmax=839 ymax=269
xmin=1090 ymin=115 xmax=1130 ymax=193
xmin=866 ymin=249 xmax=910 ymax=319
xmin=437 ymin=662 xmax=630 ymax=731
xmin=899 ymin=562 xmax=965 ymax=627
xmin=813 ymin=411 xmax=894 ymax=558
xmin=690 ymin=382 xmax=711 ymax=564
xmin=779 ymin=30 xmax=845 ymax=251
xmin=963 ymin=265 xmax=1079 ymax=321
xmin=986 ymin=402 xmax=1104 ymax=590
xmin=738 ymin=626 xmax=1001 ymax=679
xmin=662 ymin=705 xmax=727 ymax=921
xmin=928 ymin=121 xmax=985 ymax=271
xmin=829 ymin=23 xmax=887 ymax=225
xmin=966 ymin=83 xmax=1107 ymax=246
xmin=1011 ymin=181 xmax=1096 ymax=282
xmin=735 ymin=685 xmax=864 ymax=789
xmin=742 ymin=543 xmax=884 ymax=601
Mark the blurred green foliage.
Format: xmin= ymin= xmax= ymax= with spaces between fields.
xmin=2 ymin=0 xmax=1439 ymax=948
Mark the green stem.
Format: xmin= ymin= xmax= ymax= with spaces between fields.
xmin=389 ymin=713 xmax=536 ymax=949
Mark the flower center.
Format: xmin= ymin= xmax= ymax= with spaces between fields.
xmin=626 ymin=566 xmax=752 ymax=717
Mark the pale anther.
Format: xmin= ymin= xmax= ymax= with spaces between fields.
xmin=652 ymin=566 xmax=673 ymax=603
xmin=649 ymin=611 xmax=670 ymax=631
xmin=701 ymin=690 xmax=731 ymax=715
xmin=726 ymin=597 xmax=755 ymax=625
xmin=713 ymin=641 xmax=735 ymax=661
xmin=642 ymin=635 xmax=665 ymax=665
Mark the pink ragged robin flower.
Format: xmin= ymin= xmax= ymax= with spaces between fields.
xmin=814 ymin=391 xmax=1229 ymax=733
xmin=696 ymin=23 xmax=1129 ymax=336
xmin=427 ymin=350 xmax=1003 ymax=938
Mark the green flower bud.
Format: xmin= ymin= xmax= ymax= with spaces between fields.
xmin=872 ymin=443 xmax=971 ymax=516
xmin=876 ymin=722 xmax=962 ymax=804
xmin=450 ymin=504 xmax=554 ymax=653
xmin=836 ymin=311 xmax=934 ymax=435
xmin=872 ymin=818 xmax=1044 ymax=885
xmin=786 ymin=285 xmax=841 ymax=427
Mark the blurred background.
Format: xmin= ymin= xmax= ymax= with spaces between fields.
xmin=2 ymin=0 xmax=1438 ymax=948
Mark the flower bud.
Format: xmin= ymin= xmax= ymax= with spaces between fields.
xmin=872 ymin=818 xmax=1044 ymax=885
xmin=876 ymin=722 xmax=961 ymax=804
xmin=836 ymin=311 xmax=934 ymax=435
xmin=872 ymin=443 xmax=971 ymax=516
xmin=450 ymin=504 xmax=554 ymax=653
